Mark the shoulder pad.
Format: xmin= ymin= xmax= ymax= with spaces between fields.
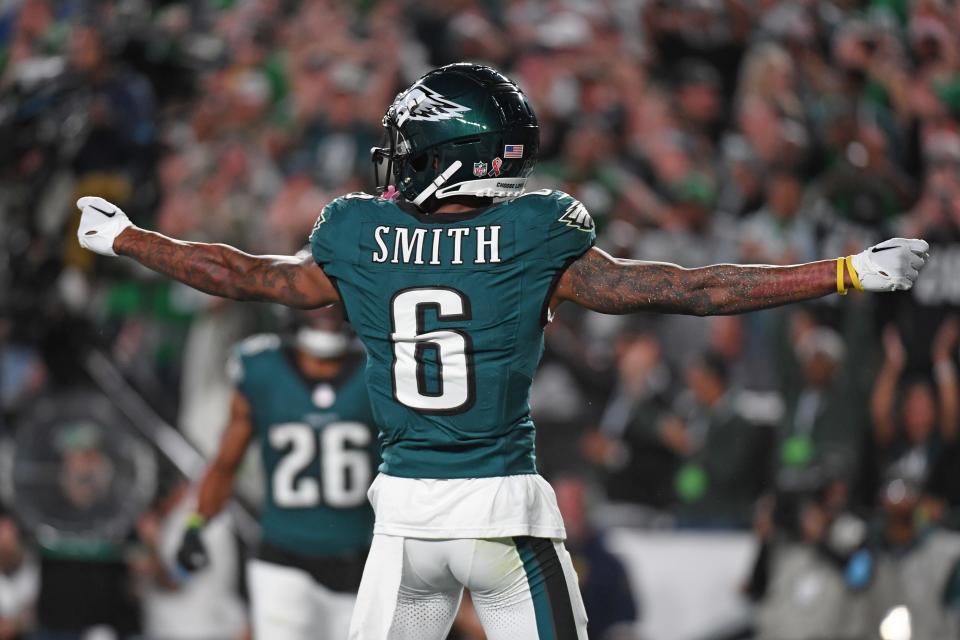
xmin=515 ymin=189 xmax=571 ymax=209
xmin=228 ymin=334 xmax=282 ymax=386
xmin=312 ymin=192 xmax=380 ymax=231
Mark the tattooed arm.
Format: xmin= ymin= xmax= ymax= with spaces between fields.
xmin=552 ymin=247 xmax=849 ymax=316
xmin=113 ymin=228 xmax=339 ymax=308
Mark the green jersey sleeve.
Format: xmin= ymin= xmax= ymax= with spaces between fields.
xmin=309 ymin=193 xmax=377 ymax=268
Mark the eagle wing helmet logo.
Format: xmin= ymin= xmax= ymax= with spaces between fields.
xmin=396 ymin=86 xmax=471 ymax=126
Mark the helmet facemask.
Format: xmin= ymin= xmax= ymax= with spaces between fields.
xmin=372 ymin=113 xmax=472 ymax=211
xmin=371 ymin=116 xmax=408 ymax=197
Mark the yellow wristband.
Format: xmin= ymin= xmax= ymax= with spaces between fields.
xmin=837 ymin=257 xmax=847 ymax=295
xmin=845 ymin=255 xmax=863 ymax=291
xmin=186 ymin=513 xmax=206 ymax=530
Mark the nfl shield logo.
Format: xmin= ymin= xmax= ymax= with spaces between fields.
xmin=473 ymin=162 xmax=488 ymax=177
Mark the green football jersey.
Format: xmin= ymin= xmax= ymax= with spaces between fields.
xmin=309 ymin=189 xmax=595 ymax=479
xmin=231 ymin=335 xmax=377 ymax=557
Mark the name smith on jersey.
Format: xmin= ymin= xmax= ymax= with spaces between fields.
xmin=371 ymin=225 xmax=503 ymax=266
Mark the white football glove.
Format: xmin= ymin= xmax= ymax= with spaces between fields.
xmin=76 ymin=196 xmax=133 ymax=257
xmin=850 ymin=238 xmax=929 ymax=292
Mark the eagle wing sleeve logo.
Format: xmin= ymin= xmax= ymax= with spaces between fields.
xmin=558 ymin=200 xmax=595 ymax=232
xmin=311 ymin=208 xmax=328 ymax=233
xmin=396 ymin=86 xmax=471 ymax=125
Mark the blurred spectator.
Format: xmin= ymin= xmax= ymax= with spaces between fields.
xmin=582 ymin=332 xmax=675 ymax=512
xmin=706 ymin=314 xmax=780 ymax=393
xmin=735 ymin=43 xmax=803 ymax=125
xmin=869 ymin=321 xmax=958 ymax=489
xmin=643 ymin=0 xmax=749 ymax=95
xmin=535 ymin=120 xmax=627 ymax=225
xmin=777 ymin=323 xmax=866 ymax=485
xmin=715 ymin=136 xmax=765 ymax=218
xmin=290 ymin=71 xmax=380 ymax=193
xmin=0 ymin=0 xmax=63 ymax=91
xmin=898 ymin=133 xmax=960 ymax=361
xmin=808 ymin=122 xmax=914 ymax=235
xmin=739 ymin=169 xmax=817 ymax=265
xmin=0 ymin=319 xmax=46 ymax=418
xmin=735 ymin=96 xmax=806 ymax=171
xmin=665 ymin=351 xmax=770 ymax=528
xmin=266 ymin=170 xmax=333 ymax=255
xmin=0 ymin=512 xmax=38 ymax=640
xmin=674 ymin=59 xmax=725 ymax=155
xmin=748 ymin=482 xmax=869 ymax=640
xmin=67 ymin=24 xmax=156 ymax=191
xmin=864 ymin=478 xmax=960 ymax=640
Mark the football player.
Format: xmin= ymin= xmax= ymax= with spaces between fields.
xmin=77 ymin=63 xmax=929 ymax=640
xmin=174 ymin=307 xmax=377 ymax=639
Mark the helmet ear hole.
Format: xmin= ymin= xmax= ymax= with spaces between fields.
xmin=410 ymin=153 xmax=429 ymax=172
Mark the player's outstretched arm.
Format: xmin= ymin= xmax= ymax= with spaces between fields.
xmin=77 ymin=197 xmax=338 ymax=308
xmin=554 ymin=239 xmax=929 ymax=316
xmin=195 ymin=392 xmax=254 ymax=521
xmin=176 ymin=391 xmax=254 ymax=574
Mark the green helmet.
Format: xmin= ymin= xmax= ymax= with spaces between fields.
xmin=371 ymin=63 xmax=540 ymax=211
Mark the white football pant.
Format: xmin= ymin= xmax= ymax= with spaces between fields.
xmin=348 ymin=535 xmax=588 ymax=640
xmin=248 ymin=559 xmax=356 ymax=640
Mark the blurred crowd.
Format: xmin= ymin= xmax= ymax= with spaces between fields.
xmin=3 ymin=0 xmax=960 ymax=638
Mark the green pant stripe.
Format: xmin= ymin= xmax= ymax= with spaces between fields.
xmin=515 ymin=537 xmax=557 ymax=640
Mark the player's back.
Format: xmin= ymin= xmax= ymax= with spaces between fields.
xmin=230 ymin=335 xmax=377 ymax=556
xmin=310 ymin=190 xmax=595 ymax=480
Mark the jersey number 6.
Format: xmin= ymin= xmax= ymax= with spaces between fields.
xmin=390 ymin=287 xmax=476 ymax=414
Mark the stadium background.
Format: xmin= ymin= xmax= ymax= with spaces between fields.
xmin=3 ymin=0 xmax=960 ymax=638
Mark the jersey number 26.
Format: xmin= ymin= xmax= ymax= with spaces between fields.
xmin=269 ymin=422 xmax=371 ymax=509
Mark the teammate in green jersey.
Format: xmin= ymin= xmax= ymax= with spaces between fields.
xmin=77 ymin=63 xmax=928 ymax=639
xmin=174 ymin=307 xmax=377 ymax=639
